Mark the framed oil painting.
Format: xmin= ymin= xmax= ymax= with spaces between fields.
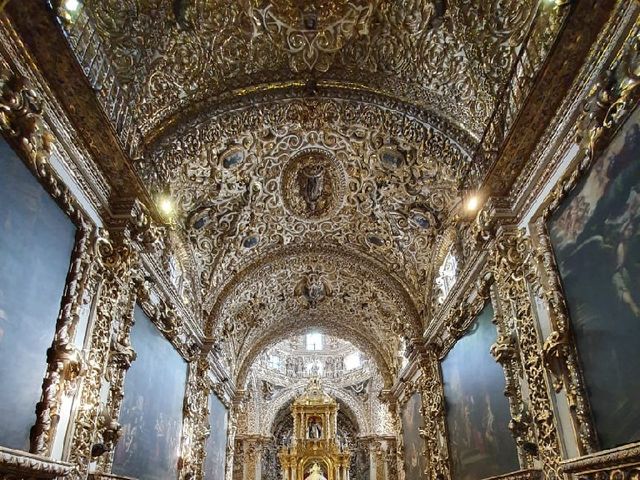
xmin=442 ymin=304 xmax=519 ymax=480
xmin=204 ymin=392 xmax=228 ymax=480
xmin=548 ymin=107 xmax=640 ymax=449
xmin=0 ymin=138 xmax=76 ymax=450
xmin=401 ymin=391 xmax=427 ymax=480
xmin=112 ymin=305 xmax=187 ymax=480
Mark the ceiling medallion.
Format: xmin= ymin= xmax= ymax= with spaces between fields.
xmin=281 ymin=148 xmax=346 ymax=221
xmin=249 ymin=0 xmax=377 ymax=72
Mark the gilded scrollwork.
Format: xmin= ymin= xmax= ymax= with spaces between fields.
xmin=62 ymin=0 xmax=547 ymax=142
xmin=523 ymin=20 xmax=640 ymax=457
xmin=490 ymin=228 xmax=562 ymax=476
xmin=145 ymin=97 xmax=470 ymax=315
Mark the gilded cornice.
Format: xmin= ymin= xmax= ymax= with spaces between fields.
xmin=3 ymin=0 xmax=157 ymax=221
xmin=480 ymin=0 xmax=617 ymax=197
xmin=511 ymin=2 xmax=639 ymax=219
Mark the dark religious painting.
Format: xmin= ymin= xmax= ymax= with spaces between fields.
xmin=442 ymin=304 xmax=519 ymax=480
xmin=112 ymin=306 xmax=187 ymax=480
xmin=0 ymin=139 xmax=76 ymax=450
xmin=204 ymin=393 xmax=228 ymax=480
xmin=548 ymin=108 xmax=640 ymax=449
xmin=401 ymin=392 xmax=427 ymax=480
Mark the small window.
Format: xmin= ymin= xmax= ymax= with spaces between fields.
xmin=344 ymin=352 xmax=361 ymax=370
xmin=436 ymin=248 xmax=458 ymax=304
xmin=306 ymin=333 xmax=323 ymax=351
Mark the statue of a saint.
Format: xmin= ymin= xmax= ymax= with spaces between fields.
xmin=304 ymin=463 xmax=327 ymax=480
xmin=298 ymin=164 xmax=324 ymax=213
xmin=308 ymin=418 xmax=322 ymax=439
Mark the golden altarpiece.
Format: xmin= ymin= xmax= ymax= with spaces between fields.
xmin=279 ymin=380 xmax=351 ymax=480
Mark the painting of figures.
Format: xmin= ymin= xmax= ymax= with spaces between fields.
xmin=548 ymin=108 xmax=640 ymax=448
xmin=112 ymin=306 xmax=187 ymax=480
xmin=401 ymin=392 xmax=427 ymax=480
xmin=442 ymin=304 xmax=519 ymax=480
xmin=204 ymin=393 xmax=228 ymax=480
xmin=0 ymin=139 xmax=76 ymax=450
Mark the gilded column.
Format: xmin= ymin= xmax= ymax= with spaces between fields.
xmin=417 ymin=348 xmax=451 ymax=480
xmin=179 ymin=356 xmax=212 ymax=480
xmin=491 ymin=227 xmax=562 ymax=477
xmin=64 ymin=231 xmax=137 ymax=478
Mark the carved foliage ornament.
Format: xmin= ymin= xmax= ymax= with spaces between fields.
xmin=146 ymin=98 xmax=469 ymax=314
xmin=73 ymin=0 xmax=536 ymax=138
xmin=249 ymin=0 xmax=380 ymax=73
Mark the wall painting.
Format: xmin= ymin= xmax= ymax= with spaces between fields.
xmin=401 ymin=391 xmax=427 ymax=480
xmin=112 ymin=305 xmax=187 ymax=480
xmin=442 ymin=304 xmax=519 ymax=480
xmin=548 ymin=107 xmax=640 ymax=448
xmin=204 ymin=392 xmax=228 ymax=480
xmin=0 ymin=138 xmax=76 ymax=450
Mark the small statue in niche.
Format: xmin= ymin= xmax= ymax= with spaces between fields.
xmin=308 ymin=417 xmax=322 ymax=439
xmin=298 ymin=163 xmax=325 ymax=213
xmin=294 ymin=270 xmax=332 ymax=309
xmin=305 ymin=463 xmax=327 ymax=480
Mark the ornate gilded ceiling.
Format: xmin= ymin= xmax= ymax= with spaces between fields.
xmin=44 ymin=0 xmax=571 ymax=387
xmin=144 ymin=97 xmax=470 ymax=314
xmin=83 ymin=0 xmax=537 ymax=140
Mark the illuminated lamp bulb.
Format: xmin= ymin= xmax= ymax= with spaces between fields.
xmin=158 ymin=196 xmax=175 ymax=216
xmin=465 ymin=194 xmax=480 ymax=213
xmin=64 ymin=0 xmax=80 ymax=12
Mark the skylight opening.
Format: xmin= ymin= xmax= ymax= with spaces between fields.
xmin=344 ymin=352 xmax=361 ymax=370
xmin=306 ymin=332 xmax=323 ymax=351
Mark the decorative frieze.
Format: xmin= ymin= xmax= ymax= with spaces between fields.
xmin=0 ymin=446 xmax=75 ymax=480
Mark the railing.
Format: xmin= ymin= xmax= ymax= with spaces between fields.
xmin=51 ymin=3 xmax=141 ymax=158
xmin=468 ymin=1 xmax=570 ymax=189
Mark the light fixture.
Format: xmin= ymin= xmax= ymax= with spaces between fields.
xmin=158 ymin=195 xmax=175 ymax=216
xmin=464 ymin=194 xmax=480 ymax=213
xmin=64 ymin=0 xmax=80 ymax=12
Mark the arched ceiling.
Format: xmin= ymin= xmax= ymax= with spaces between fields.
xmin=58 ymin=0 xmax=566 ymax=385
xmin=207 ymin=246 xmax=413 ymax=387
xmin=143 ymin=97 xmax=471 ymax=309
xmin=82 ymin=0 xmax=538 ymax=141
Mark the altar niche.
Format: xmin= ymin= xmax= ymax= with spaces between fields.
xmin=279 ymin=379 xmax=351 ymax=480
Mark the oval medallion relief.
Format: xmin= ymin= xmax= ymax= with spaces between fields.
xmin=280 ymin=149 xmax=346 ymax=221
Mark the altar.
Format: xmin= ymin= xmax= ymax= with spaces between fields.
xmin=278 ymin=379 xmax=351 ymax=480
